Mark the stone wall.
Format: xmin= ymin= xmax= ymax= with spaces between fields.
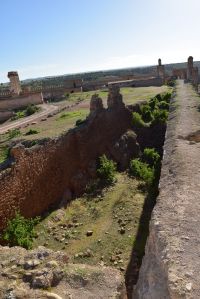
xmin=0 ymin=93 xmax=43 ymax=111
xmin=108 ymin=78 xmax=163 ymax=89
xmin=0 ymin=88 xmax=138 ymax=231
xmin=134 ymin=80 xmax=200 ymax=298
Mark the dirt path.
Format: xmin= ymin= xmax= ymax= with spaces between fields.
xmin=0 ymin=104 xmax=58 ymax=134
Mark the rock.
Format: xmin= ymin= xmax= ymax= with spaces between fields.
xmin=110 ymin=130 xmax=140 ymax=170
xmin=23 ymin=272 xmax=33 ymax=282
xmin=84 ymin=249 xmax=93 ymax=258
xmin=110 ymin=256 xmax=116 ymax=262
xmin=24 ymin=259 xmax=40 ymax=270
xmin=119 ymin=227 xmax=125 ymax=234
xmin=120 ymin=267 xmax=125 ymax=272
xmin=10 ymin=274 xmax=18 ymax=280
xmin=86 ymin=230 xmax=93 ymax=237
xmin=31 ymin=270 xmax=53 ymax=288
xmin=46 ymin=261 xmax=59 ymax=268
xmin=44 ymin=292 xmax=63 ymax=299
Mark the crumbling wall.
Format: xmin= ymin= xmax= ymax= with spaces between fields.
xmin=0 ymin=87 xmax=139 ymax=230
xmin=0 ymin=93 xmax=43 ymax=111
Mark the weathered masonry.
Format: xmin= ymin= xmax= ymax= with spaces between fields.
xmin=135 ymin=80 xmax=200 ymax=298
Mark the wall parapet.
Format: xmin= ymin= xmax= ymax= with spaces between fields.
xmin=135 ymin=80 xmax=200 ymax=298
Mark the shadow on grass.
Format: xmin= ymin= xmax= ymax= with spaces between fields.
xmin=125 ymin=177 xmax=159 ymax=298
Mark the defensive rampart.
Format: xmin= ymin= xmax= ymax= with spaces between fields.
xmin=135 ymin=80 xmax=200 ymax=298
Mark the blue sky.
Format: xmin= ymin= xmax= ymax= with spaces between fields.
xmin=0 ymin=0 xmax=200 ymax=82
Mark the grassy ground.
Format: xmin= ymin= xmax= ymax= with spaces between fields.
xmin=33 ymin=173 xmax=147 ymax=273
xmin=63 ymin=85 xmax=172 ymax=106
xmin=0 ymin=85 xmax=172 ymax=163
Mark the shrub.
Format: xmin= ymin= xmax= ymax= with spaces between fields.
xmin=26 ymin=104 xmax=39 ymax=116
xmin=129 ymin=159 xmax=154 ymax=186
xmin=167 ymin=80 xmax=175 ymax=87
xmin=76 ymin=118 xmax=85 ymax=126
xmin=132 ymin=112 xmax=146 ymax=128
xmin=25 ymin=129 xmax=39 ymax=135
xmin=143 ymin=148 xmax=160 ymax=167
xmin=158 ymin=101 xmax=169 ymax=110
xmin=152 ymin=109 xmax=169 ymax=125
xmin=97 ymin=155 xmax=117 ymax=185
xmin=8 ymin=128 xmax=21 ymax=139
xmin=11 ymin=111 xmax=25 ymax=120
xmin=149 ymin=97 xmax=159 ymax=110
xmin=0 ymin=146 xmax=9 ymax=163
xmin=2 ymin=212 xmax=40 ymax=249
xmin=155 ymin=94 xmax=162 ymax=102
xmin=140 ymin=104 xmax=153 ymax=122
xmin=162 ymin=92 xmax=172 ymax=103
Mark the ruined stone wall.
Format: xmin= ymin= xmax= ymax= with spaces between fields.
xmin=0 ymin=93 xmax=43 ymax=111
xmin=0 ymin=92 xmax=136 ymax=230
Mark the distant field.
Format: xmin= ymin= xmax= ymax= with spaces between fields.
xmin=0 ymin=85 xmax=172 ymax=162
xmin=64 ymin=85 xmax=172 ymax=106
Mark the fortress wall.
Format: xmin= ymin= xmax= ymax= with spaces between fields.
xmin=0 ymin=111 xmax=14 ymax=123
xmin=0 ymin=93 xmax=43 ymax=111
xmin=0 ymin=104 xmax=134 ymax=231
xmin=135 ymin=81 xmax=200 ymax=298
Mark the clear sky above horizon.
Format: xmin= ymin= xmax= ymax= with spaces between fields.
xmin=0 ymin=0 xmax=200 ymax=82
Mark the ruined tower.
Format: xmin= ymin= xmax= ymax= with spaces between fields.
xmin=187 ymin=56 xmax=193 ymax=81
xmin=157 ymin=58 xmax=165 ymax=81
xmin=7 ymin=71 xmax=21 ymax=95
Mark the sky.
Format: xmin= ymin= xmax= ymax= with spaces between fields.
xmin=0 ymin=0 xmax=200 ymax=82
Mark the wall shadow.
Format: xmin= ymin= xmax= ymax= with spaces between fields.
xmin=125 ymin=175 xmax=159 ymax=298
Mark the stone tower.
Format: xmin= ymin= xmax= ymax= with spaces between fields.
xmin=187 ymin=56 xmax=193 ymax=81
xmin=7 ymin=71 xmax=21 ymax=95
xmin=157 ymin=58 xmax=165 ymax=81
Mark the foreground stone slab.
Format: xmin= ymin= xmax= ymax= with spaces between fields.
xmin=135 ymin=80 xmax=200 ymax=298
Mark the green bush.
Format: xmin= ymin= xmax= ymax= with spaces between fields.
xmin=8 ymin=128 xmax=21 ymax=139
xmin=0 ymin=146 xmax=9 ymax=163
xmin=143 ymin=148 xmax=160 ymax=167
xmin=162 ymin=92 xmax=172 ymax=102
xmin=149 ymin=97 xmax=159 ymax=110
xmin=76 ymin=118 xmax=85 ymax=126
xmin=129 ymin=159 xmax=154 ymax=186
xmin=11 ymin=111 xmax=25 ymax=120
xmin=132 ymin=112 xmax=146 ymax=128
xmin=25 ymin=129 xmax=39 ymax=135
xmin=26 ymin=104 xmax=39 ymax=116
xmin=97 ymin=155 xmax=117 ymax=185
xmin=2 ymin=212 xmax=40 ymax=249
xmin=152 ymin=109 xmax=169 ymax=125
xmin=155 ymin=94 xmax=162 ymax=102
xmin=140 ymin=104 xmax=153 ymax=122
xmin=167 ymin=80 xmax=175 ymax=87
xmin=158 ymin=101 xmax=169 ymax=110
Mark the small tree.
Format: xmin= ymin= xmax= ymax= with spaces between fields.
xmin=97 ymin=155 xmax=117 ymax=185
xmin=143 ymin=148 xmax=160 ymax=167
xmin=2 ymin=212 xmax=40 ymax=249
xmin=129 ymin=159 xmax=154 ymax=186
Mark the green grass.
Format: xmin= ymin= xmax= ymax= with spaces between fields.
xmin=0 ymin=86 xmax=172 ymax=159
xmin=0 ymin=145 xmax=9 ymax=163
xmin=33 ymin=173 xmax=147 ymax=270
